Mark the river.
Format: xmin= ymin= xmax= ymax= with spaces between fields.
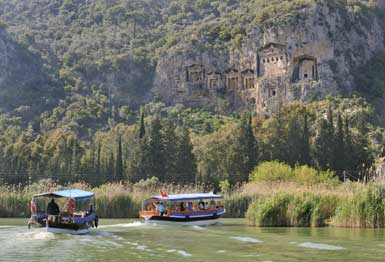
xmin=1 ymin=218 xmax=385 ymax=261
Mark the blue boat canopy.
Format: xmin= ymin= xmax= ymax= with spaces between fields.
xmin=145 ymin=192 xmax=223 ymax=202
xmin=33 ymin=189 xmax=94 ymax=200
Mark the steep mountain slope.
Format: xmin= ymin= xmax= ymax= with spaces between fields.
xmin=0 ymin=26 xmax=62 ymax=120
xmin=0 ymin=0 xmax=384 ymax=124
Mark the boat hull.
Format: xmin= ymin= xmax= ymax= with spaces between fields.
xmin=145 ymin=217 xmax=223 ymax=226
xmin=142 ymin=210 xmax=225 ymax=226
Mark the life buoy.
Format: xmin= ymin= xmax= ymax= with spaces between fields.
xmin=30 ymin=199 xmax=36 ymax=215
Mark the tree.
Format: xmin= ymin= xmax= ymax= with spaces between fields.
xmin=174 ymin=125 xmax=197 ymax=184
xmin=268 ymin=111 xmax=287 ymax=162
xmin=334 ymin=114 xmax=345 ymax=176
xmin=287 ymin=115 xmax=303 ymax=167
xmin=96 ymin=142 xmax=101 ymax=177
xmin=139 ymin=112 xmax=146 ymax=139
xmin=238 ymin=114 xmax=258 ymax=181
xmin=71 ymin=139 xmax=80 ymax=179
xmin=300 ymin=110 xmax=311 ymax=166
xmin=142 ymin=117 xmax=165 ymax=180
xmin=163 ymin=120 xmax=178 ymax=182
xmin=314 ymin=107 xmax=335 ymax=170
xmin=115 ymin=136 xmax=124 ymax=181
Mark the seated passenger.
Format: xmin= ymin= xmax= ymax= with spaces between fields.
xmin=180 ymin=202 xmax=185 ymax=212
xmin=65 ymin=198 xmax=75 ymax=215
xmin=210 ymin=199 xmax=216 ymax=209
xmin=198 ymin=200 xmax=205 ymax=210
xmin=47 ymin=199 xmax=60 ymax=215
xmin=88 ymin=203 xmax=94 ymax=215
xmin=204 ymin=202 xmax=209 ymax=210
xmin=188 ymin=202 xmax=193 ymax=211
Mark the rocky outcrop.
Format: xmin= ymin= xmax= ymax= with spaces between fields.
xmin=153 ymin=2 xmax=385 ymax=114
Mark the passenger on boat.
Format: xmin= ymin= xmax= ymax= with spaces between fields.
xmin=88 ymin=203 xmax=94 ymax=214
xmin=188 ymin=202 xmax=193 ymax=211
xmin=198 ymin=200 xmax=205 ymax=210
xmin=65 ymin=197 xmax=75 ymax=215
xmin=180 ymin=202 xmax=185 ymax=212
xmin=47 ymin=199 xmax=60 ymax=215
xmin=158 ymin=202 xmax=166 ymax=216
xmin=210 ymin=199 xmax=216 ymax=209
xmin=204 ymin=202 xmax=209 ymax=210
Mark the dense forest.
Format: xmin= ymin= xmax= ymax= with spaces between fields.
xmin=0 ymin=0 xmax=384 ymax=187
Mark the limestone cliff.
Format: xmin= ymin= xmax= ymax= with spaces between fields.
xmin=153 ymin=1 xmax=385 ymax=114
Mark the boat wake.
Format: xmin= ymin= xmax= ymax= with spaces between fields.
xmin=167 ymin=249 xmax=193 ymax=257
xmin=98 ymin=222 xmax=144 ymax=229
xmin=231 ymin=236 xmax=263 ymax=243
xmin=16 ymin=231 xmax=55 ymax=240
xmin=297 ymin=242 xmax=345 ymax=250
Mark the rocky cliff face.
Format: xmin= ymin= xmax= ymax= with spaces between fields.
xmin=0 ymin=27 xmax=62 ymax=120
xmin=153 ymin=2 xmax=385 ymax=114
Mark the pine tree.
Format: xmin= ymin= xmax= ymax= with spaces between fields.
xmin=115 ymin=135 xmax=124 ymax=181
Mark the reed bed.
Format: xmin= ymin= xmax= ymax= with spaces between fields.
xmin=2 ymin=179 xmax=385 ymax=228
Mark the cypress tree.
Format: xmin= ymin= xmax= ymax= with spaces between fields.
xmin=71 ymin=139 xmax=80 ymax=179
xmin=108 ymin=151 xmax=114 ymax=182
xmin=115 ymin=135 xmax=124 ymax=181
xmin=163 ymin=120 xmax=178 ymax=182
xmin=287 ymin=115 xmax=303 ymax=167
xmin=301 ymin=110 xmax=311 ymax=166
xmin=269 ymin=110 xmax=287 ymax=162
xmin=175 ymin=125 xmax=197 ymax=184
xmin=240 ymin=114 xmax=258 ymax=181
xmin=315 ymin=107 xmax=335 ymax=170
xmin=139 ymin=112 xmax=146 ymax=139
xmin=142 ymin=117 xmax=165 ymax=180
xmin=96 ymin=142 xmax=101 ymax=177
xmin=334 ymin=114 xmax=345 ymax=176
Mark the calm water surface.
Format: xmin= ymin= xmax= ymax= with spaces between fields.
xmin=1 ymin=218 xmax=385 ymax=261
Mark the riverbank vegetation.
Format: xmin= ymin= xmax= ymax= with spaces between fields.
xmin=3 ymin=161 xmax=385 ymax=228
xmin=0 ymin=97 xmax=378 ymax=188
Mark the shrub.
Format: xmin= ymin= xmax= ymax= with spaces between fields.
xmin=249 ymin=161 xmax=294 ymax=182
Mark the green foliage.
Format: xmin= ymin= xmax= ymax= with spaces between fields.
xmin=333 ymin=184 xmax=385 ymax=228
xmin=249 ymin=161 xmax=294 ymax=182
xmin=249 ymin=161 xmax=339 ymax=185
xmin=246 ymin=192 xmax=339 ymax=227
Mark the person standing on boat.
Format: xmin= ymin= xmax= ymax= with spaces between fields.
xmin=158 ymin=202 xmax=166 ymax=216
xmin=47 ymin=199 xmax=60 ymax=215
